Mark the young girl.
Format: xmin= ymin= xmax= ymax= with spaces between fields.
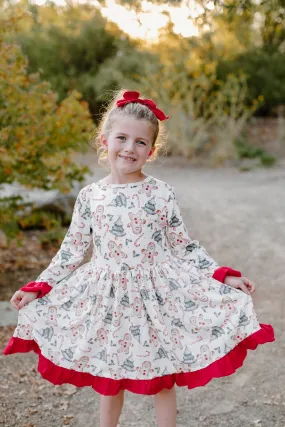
xmin=4 ymin=89 xmax=274 ymax=427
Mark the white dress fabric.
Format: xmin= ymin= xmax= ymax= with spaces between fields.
xmin=7 ymin=175 xmax=271 ymax=393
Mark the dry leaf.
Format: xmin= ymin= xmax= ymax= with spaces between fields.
xmin=63 ymin=414 xmax=74 ymax=425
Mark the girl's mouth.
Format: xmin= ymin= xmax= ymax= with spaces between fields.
xmin=119 ymin=155 xmax=136 ymax=162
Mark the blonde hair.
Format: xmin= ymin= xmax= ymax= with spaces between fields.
xmin=90 ymin=88 xmax=168 ymax=169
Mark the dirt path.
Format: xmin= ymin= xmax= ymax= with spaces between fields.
xmin=1 ymin=157 xmax=284 ymax=427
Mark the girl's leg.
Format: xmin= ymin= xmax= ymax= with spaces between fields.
xmin=153 ymin=386 xmax=177 ymax=427
xmin=100 ymin=389 xmax=125 ymax=427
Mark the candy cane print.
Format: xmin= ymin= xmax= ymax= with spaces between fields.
xmin=222 ymin=317 xmax=236 ymax=329
xmin=158 ymin=197 xmax=169 ymax=203
xmin=209 ymin=298 xmax=217 ymax=308
xmin=79 ymin=346 xmax=92 ymax=353
xmin=113 ymin=353 xmax=120 ymax=366
xmin=58 ymin=334 xmax=64 ymax=349
xmin=190 ymin=335 xmax=203 ymax=345
xmin=103 ymin=223 xmax=109 ymax=238
xmin=25 ymin=313 xmax=37 ymax=324
xmin=134 ymin=234 xmax=143 ymax=247
xmin=132 ymin=194 xmax=140 ymax=208
xmin=73 ymin=220 xmax=85 ymax=229
xmin=112 ymin=327 xmax=121 ymax=338
xmin=93 ymin=195 xmax=105 ymax=201
xmin=137 ymin=350 xmax=151 ymax=358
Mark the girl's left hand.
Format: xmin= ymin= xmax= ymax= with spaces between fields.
xmin=224 ymin=276 xmax=256 ymax=295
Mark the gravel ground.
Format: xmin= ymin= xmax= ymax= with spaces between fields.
xmin=1 ymin=156 xmax=284 ymax=427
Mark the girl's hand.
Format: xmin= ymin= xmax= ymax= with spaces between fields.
xmin=10 ymin=290 xmax=39 ymax=310
xmin=224 ymin=276 xmax=256 ymax=295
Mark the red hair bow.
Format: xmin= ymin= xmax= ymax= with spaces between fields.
xmin=116 ymin=90 xmax=170 ymax=121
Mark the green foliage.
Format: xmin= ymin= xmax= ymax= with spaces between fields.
xmin=234 ymin=135 xmax=276 ymax=167
xmin=0 ymin=7 xmax=94 ymax=240
xmin=0 ymin=196 xmax=26 ymax=241
xmin=18 ymin=210 xmax=61 ymax=230
xmin=234 ymin=135 xmax=264 ymax=158
xmin=137 ymin=62 xmax=261 ymax=163
xmin=39 ymin=227 xmax=67 ymax=249
xmin=217 ymin=49 xmax=285 ymax=115
xmin=260 ymin=152 xmax=276 ymax=167
xmin=13 ymin=3 xmax=155 ymax=119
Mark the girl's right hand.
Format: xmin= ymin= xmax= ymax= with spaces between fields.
xmin=10 ymin=290 xmax=39 ymax=310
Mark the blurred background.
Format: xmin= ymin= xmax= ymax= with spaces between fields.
xmin=0 ymin=2 xmax=284 ymax=426
xmin=1 ymin=0 xmax=285 ymax=242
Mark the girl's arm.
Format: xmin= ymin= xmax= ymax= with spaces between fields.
xmin=20 ymin=184 xmax=93 ymax=298
xmin=165 ymin=186 xmax=241 ymax=283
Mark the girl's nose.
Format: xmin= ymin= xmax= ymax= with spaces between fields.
xmin=124 ymin=147 xmax=136 ymax=154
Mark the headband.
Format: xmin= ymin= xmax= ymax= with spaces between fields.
xmin=116 ymin=90 xmax=170 ymax=121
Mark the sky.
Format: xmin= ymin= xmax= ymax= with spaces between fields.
xmin=29 ymin=0 xmax=206 ymax=41
xmin=100 ymin=0 xmax=202 ymax=41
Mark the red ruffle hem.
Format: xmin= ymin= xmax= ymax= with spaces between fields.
xmin=2 ymin=266 xmax=275 ymax=395
xmin=2 ymin=324 xmax=275 ymax=396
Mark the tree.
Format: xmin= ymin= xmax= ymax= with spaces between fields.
xmin=13 ymin=1 xmax=156 ymax=119
xmin=0 ymin=7 xmax=94 ymax=238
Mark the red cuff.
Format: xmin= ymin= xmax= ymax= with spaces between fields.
xmin=20 ymin=281 xmax=53 ymax=299
xmin=212 ymin=266 xmax=242 ymax=283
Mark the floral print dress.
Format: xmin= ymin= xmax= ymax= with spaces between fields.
xmin=3 ymin=175 xmax=274 ymax=395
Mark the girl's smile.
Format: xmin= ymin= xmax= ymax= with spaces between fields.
xmin=118 ymin=155 xmax=137 ymax=162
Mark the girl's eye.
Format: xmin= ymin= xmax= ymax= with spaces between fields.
xmin=117 ymin=136 xmax=126 ymax=141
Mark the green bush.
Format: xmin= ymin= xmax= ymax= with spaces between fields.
xmin=39 ymin=227 xmax=67 ymax=249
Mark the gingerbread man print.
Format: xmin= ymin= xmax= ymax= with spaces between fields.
xmin=128 ymin=211 xmax=146 ymax=234
xmin=141 ymin=242 xmax=158 ymax=265
xmin=108 ymin=241 xmax=128 ymax=264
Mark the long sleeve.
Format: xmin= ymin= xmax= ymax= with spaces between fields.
xmin=165 ymin=185 xmax=242 ymax=282
xmin=20 ymin=184 xmax=93 ymax=297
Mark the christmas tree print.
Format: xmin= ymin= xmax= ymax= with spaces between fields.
xmin=121 ymin=293 xmax=130 ymax=307
xmin=184 ymin=299 xmax=198 ymax=312
xmin=109 ymin=284 xmax=115 ymax=298
xmin=61 ymin=347 xmax=75 ymax=362
xmin=239 ymin=311 xmax=250 ymax=326
xmin=130 ymin=325 xmax=141 ymax=343
xmin=198 ymin=255 xmax=212 ymax=269
xmin=109 ymin=192 xmax=127 ymax=208
xmin=39 ymin=326 xmax=54 ymax=342
xmin=219 ymin=284 xmax=233 ymax=295
xmin=171 ymin=318 xmax=186 ymax=330
xmin=142 ymin=197 xmax=156 ymax=215
xmin=140 ymin=289 xmax=150 ymax=301
xmin=183 ymin=347 xmax=197 ymax=364
xmin=155 ymin=347 xmax=169 ymax=360
xmin=94 ymin=348 xmax=107 ymax=362
xmin=152 ymin=230 xmax=162 ymax=247
xmin=75 ymin=284 xmax=87 ymax=294
xmin=168 ymin=278 xmax=181 ymax=291
xmin=60 ymin=250 xmax=73 ymax=264
xmin=94 ymin=235 xmax=102 ymax=253
xmin=36 ymin=295 xmax=51 ymax=306
xmin=211 ymin=326 xmax=225 ymax=341
xmin=104 ymin=307 xmax=113 ymax=324
xmin=120 ymin=263 xmax=131 ymax=273
xmin=82 ymin=203 xmax=91 ymax=220
xmin=185 ymin=242 xmax=198 ymax=253
xmin=110 ymin=217 xmax=126 ymax=237
xmin=169 ymin=210 xmax=182 ymax=227
xmin=155 ymin=290 xmax=166 ymax=306
xmin=62 ymin=297 xmax=75 ymax=311
xmin=122 ymin=357 xmax=135 ymax=372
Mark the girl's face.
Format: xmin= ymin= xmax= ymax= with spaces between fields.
xmin=101 ymin=117 xmax=156 ymax=177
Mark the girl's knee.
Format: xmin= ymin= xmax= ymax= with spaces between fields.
xmin=155 ymin=387 xmax=175 ymax=396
